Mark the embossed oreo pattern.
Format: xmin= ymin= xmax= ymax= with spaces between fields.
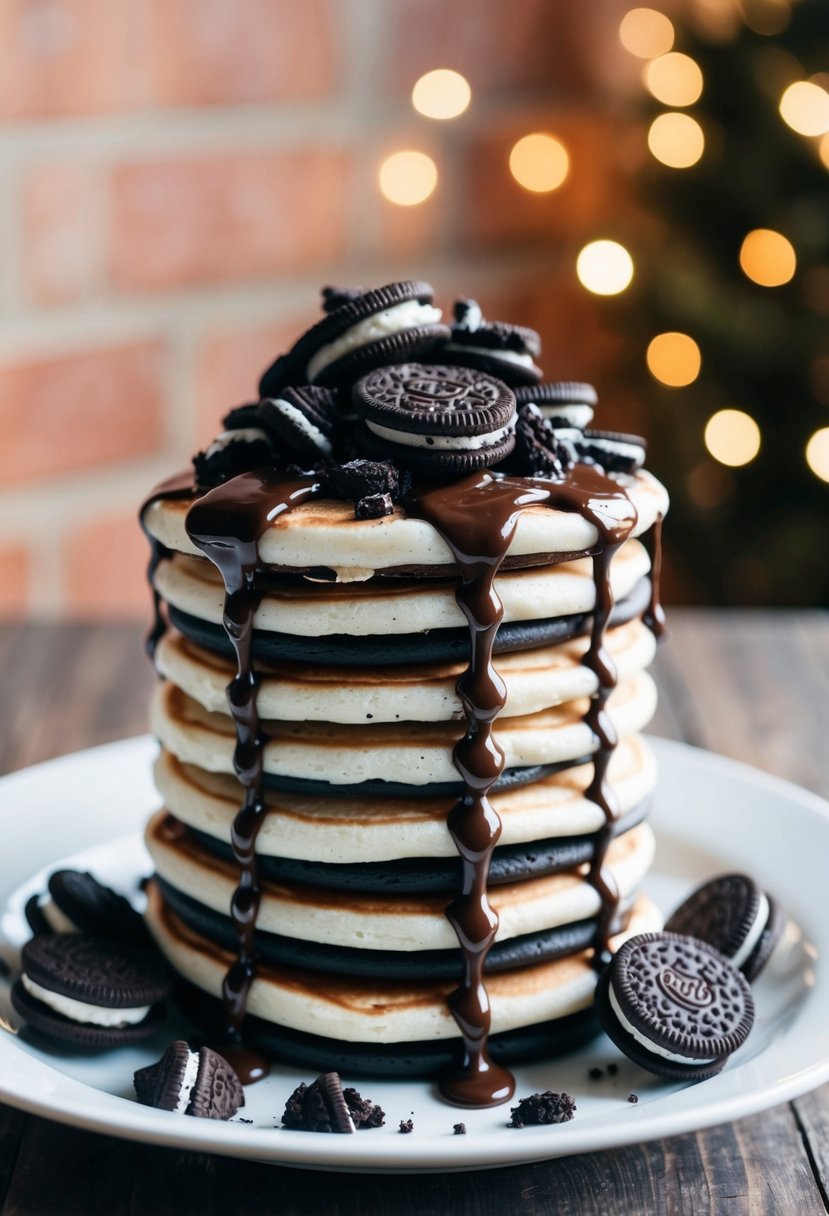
xmin=665 ymin=873 xmax=761 ymax=961
xmin=355 ymin=363 xmax=515 ymax=436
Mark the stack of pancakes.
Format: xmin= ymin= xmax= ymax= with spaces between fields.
xmin=142 ymin=466 xmax=668 ymax=1075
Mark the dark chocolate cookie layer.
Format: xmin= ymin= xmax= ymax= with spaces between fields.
xmin=20 ymin=933 xmax=170 ymax=1007
xmin=664 ymin=873 xmax=785 ymax=983
xmin=355 ymin=362 xmax=516 ymax=437
xmin=183 ymin=796 xmax=650 ymax=894
xmin=11 ymin=979 xmax=167 ymax=1048
xmin=46 ymin=870 xmax=148 ymax=941
xmin=357 ymin=423 xmax=515 ymax=475
xmin=167 ymin=573 xmax=650 ymax=668
xmin=154 ymin=877 xmax=632 ymax=981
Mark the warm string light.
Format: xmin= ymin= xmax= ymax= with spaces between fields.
xmin=779 ymin=80 xmax=829 ymax=136
xmin=739 ymin=229 xmax=796 ymax=286
xmin=805 ymin=428 xmax=829 ymax=483
xmin=619 ymin=8 xmax=674 ymax=58
xmin=704 ymin=409 xmax=761 ymax=467
xmin=411 ymin=69 xmax=471 ymax=120
xmin=509 ymin=133 xmax=570 ymax=193
xmin=819 ymin=133 xmax=829 ymax=170
xmin=576 ymin=240 xmax=634 ymax=295
xmin=646 ymin=332 xmax=701 ymax=386
xmin=648 ymin=112 xmax=705 ymax=168
xmin=644 ymin=53 xmax=703 ymax=107
xmin=378 ymin=151 xmax=438 ymax=206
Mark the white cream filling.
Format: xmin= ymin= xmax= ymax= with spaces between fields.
xmin=587 ymin=436 xmax=644 ymax=462
xmin=442 ymin=341 xmax=536 ymax=369
xmin=306 ymin=300 xmax=442 ymax=381
xmin=366 ymin=416 xmax=515 ymax=452
xmin=21 ymin=973 xmax=152 ymax=1028
xmin=266 ymin=398 xmax=332 ymax=457
xmin=608 ymin=983 xmax=717 ymax=1065
xmin=731 ymin=894 xmax=769 ymax=969
xmin=174 ymin=1047 xmax=201 ymax=1115
xmin=41 ymin=900 xmax=79 ymax=933
xmin=454 ymin=301 xmax=483 ymax=331
xmin=537 ymin=404 xmax=594 ymax=430
xmin=205 ymin=428 xmax=269 ymax=457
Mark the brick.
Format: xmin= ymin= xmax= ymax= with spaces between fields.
xmin=109 ymin=150 xmax=353 ymax=293
xmin=0 ymin=545 xmax=30 ymax=614
xmin=0 ymin=342 xmax=166 ymax=486
xmin=0 ymin=0 xmax=150 ymax=120
xmin=194 ymin=314 xmax=317 ymax=445
xmin=385 ymin=0 xmax=606 ymax=98
xmin=460 ymin=113 xmax=624 ymax=250
xmin=149 ymin=0 xmax=338 ymax=106
xmin=65 ymin=511 xmax=151 ymax=619
xmin=23 ymin=162 xmax=102 ymax=305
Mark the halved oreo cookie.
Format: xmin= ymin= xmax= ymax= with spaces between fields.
xmin=436 ymin=298 xmax=543 ymax=387
xmin=595 ymin=932 xmax=754 ymax=1080
xmin=665 ymin=874 xmax=785 ymax=983
xmin=134 ymin=1040 xmax=245 ymax=1119
xmin=11 ymin=933 xmax=170 ymax=1047
xmin=514 ymin=382 xmax=597 ymax=430
xmin=258 ymin=281 xmax=449 ymax=394
xmin=353 ymin=362 xmax=516 ymax=474
xmin=282 ymin=1072 xmax=356 ymax=1132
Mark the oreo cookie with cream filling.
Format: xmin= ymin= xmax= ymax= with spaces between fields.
xmin=437 ymin=298 xmax=543 ymax=386
xmin=665 ymin=873 xmax=785 ymax=983
xmin=576 ymin=430 xmax=647 ymax=475
xmin=258 ymin=386 xmax=338 ymax=462
xmin=134 ymin=1040 xmax=244 ymax=1120
xmin=595 ymin=932 xmax=754 ymax=1080
xmin=353 ymin=362 xmax=516 ymax=474
xmin=258 ymin=281 xmax=449 ymax=394
xmin=515 ymin=382 xmax=597 ymax=430
xmin=12 ymin=933 xmax=170 ymax=1047
xmin=30 ymin=869 xmax=148 ymax=941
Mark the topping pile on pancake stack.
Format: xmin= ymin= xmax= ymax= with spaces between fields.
xmin=139 ymin=281 xmax=670 ymax=1108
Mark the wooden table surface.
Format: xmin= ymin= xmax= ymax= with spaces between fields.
xmin=1 ymin=613 xmax=828 ymax=1215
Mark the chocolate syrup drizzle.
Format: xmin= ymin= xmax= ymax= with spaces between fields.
xmin=407 ymin=468 xmax=637 ymax=1106
xmin=644 ymin=512 xmax=667 ymax=641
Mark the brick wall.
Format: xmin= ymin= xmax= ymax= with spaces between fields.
xmin=0 ymin=0 xmax=642 ymax=619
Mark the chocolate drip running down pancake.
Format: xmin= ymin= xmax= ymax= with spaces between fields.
xmin=136 ymin=281 xmax=669 ymax=1103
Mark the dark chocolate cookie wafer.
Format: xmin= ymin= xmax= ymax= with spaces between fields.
xmin=515 ymin=382 xmax=597 ymax=430
xmin=12 ymin=933 xmax=170 ymax=1047
xmin=258 ymin=386 xmax=338 ymax=462
xmin=354 ymin=362 xmax=516 ymax=473
xmin=436 ymin=298 xmax=543 ymax=386
xmin=24 ymin=894 xmax=52 ymax=937
xmin=596 ymin=932 xmax=754 ymax=1080
xmin=505 ymin=403 xmax=576 ymax=478
xmin=576 ymin=430 xmax=646 ymax=475
xmin=134 ymin=1041 xmax=244 ymax=1119
xmin=665 ymin=874 xmax=785 ymax=983
xmin=282 ymin=1072 xmax=356 ymax=1132
xmin=192 ymin=429 xmax=274 ymax=489
xmin=260 ymin=757 xmax=583 ymax=799
xmin=258 ymin=281 xmax=449 ymax=394
xmin=45 ymin=870 xmax=148 ymax=941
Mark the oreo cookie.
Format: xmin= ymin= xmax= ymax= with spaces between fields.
xmin=576 ymin=430 xmax=646 ymax=475
xmin=258 ymin=386 xmax=338 ymax=462
xmin=515 ymin=382 xmax=597 ymax=430
xmin=437 ymin=298 xmax=543 ymax=387
xmin=353 ymin=362 xmax=516 ymax=474
xmin=595 ymin=932 xmax=755 ymax=1080
xmin=258 ymin=281 xmax=449 ymax=394
xmin=665 ymin=874 xmax=785 ymax=983
xmin=506 ymin=403 xmax=576 ymax=478
xmin=282 ymin=1072 xmax=385 ymax=1132
xmin=11 ymin=934 xmax=170 ymax=1047
xmin=192 ymin=428 xmax=274 ymax=489
xmin=134 ymin=1041 xmax=244 ymax=1120
xmin=33 ymin=870 xmax=148 ymax=941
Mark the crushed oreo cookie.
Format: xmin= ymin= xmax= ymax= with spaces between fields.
xmin=507 ymin=1091 xmax=577 ymax=1128
xmin=192 ymin=432 xmax=274 ymax=489
xmin=588 ymin=1067 xmax=604 ymax=1081
xmin=355 ymin=492 xmax=394 ymax=520
xmin=343 ymin=1086 xmax=385 ymax=1129
xmin=505 ymin=403 xmax=576 ymax=479
xmin=282 ymin=1074 xmax=384 ymax=1132
xmin=323 ymin=459 xmax=410 ymax=505
xmin=398 ymin=1118 xmax=414 ymax=1134
xmin=453 ymin=1122 xmax=467 ymax=1135
xmin=628 ymin=1093 xmax=639 ymax=1104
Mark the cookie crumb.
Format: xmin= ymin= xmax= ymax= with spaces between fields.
xmin=508 ymin=1091 xmax=576 ymax=1128
xmin=398 ymin=1119 xmax=414 ymax=1134
xmin=453 ymin=1123 xmax=466 ymax=1135
xmin=607 ymin=1063 xmax=619 ymax=1076
xmin=628 ymin=1093 xmax=639 ymax=1105
xmin=236 ymin=1117 xmax=253 ymax=1124
xmin=588 ymin=1067 xmax=604 ymax=1080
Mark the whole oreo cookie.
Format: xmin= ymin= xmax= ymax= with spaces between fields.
xmin=11 ymin=933 xmax=170 ymax=1047
xmin=37 ymin=869 xmax=148 ymax=941
xmin=258 ymin=281 xmax=449 ymax=394
xmin=353 ymin=362 xmax=516 ymax=473
xmin=258 ymin=385 xmax=338 ymax=462
xmin=515 ymin=382 xmax=597 ymax=430
xmin=665 ymin=874 xmax=785 ymax=983
xmin=437 ymin=298 xmax=543 ymax=386
xmin=596 ymin=932 xmax=755 ymax=1080
xmin=575 ymin=430 xmax=646 ymax=475
xmin=134 ymin=1040 xmax=245 ymax=1120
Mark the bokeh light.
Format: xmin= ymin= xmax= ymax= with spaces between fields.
xmin=508 ymin=134 xmax=570 ymax=193
xmin=742 ymin=0 xmax=792 ymax=36
xmin=644 ymin=53 xmax=704 ymax=107
xmin=646 ymin=332 xmax=702 ymax=386
xmin=779 ymin=81 xmax=829 ymax=136
xmin=411 ymin=69 xmax=471 ymax=120
xmin=647 ymin=112 xmax=705 ymax=168
xmin=704 ymin=409 xmax=761 ymax=467
xmin=739 ymin=228 xmax=796 ymax=286
xmin=805 ymin=427 xmax=829 ymax=482
xmin=378 ymin=151 xmax=438 ymax=206
xmin=819 ymin=132 xmax=829 ymax=169
xmin=619 ymin=8 xmax=674 ymax=58
xmin=576 ymin=240 xmax=634 ymax=295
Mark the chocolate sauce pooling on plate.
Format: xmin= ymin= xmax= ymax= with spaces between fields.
xmin=407 ymin=468 xmax=637 ymax=1106
xmin=184 ymin=471 xmax=320 ymax=1084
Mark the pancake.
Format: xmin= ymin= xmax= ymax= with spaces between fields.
xmin=142 ymin=469 xmax=668 ymax=580
xmin=155 ymin=618 xmax=657 ymax=723
xmin=145 ymin=883 xmax=662 ymax=1044
xmin=150 ymin=671 xmax=658 ymax=790
xmin=145 ymin=811 xmax=654 ymax=952
xmin=152 ymin=734 xmax=657 ymax=862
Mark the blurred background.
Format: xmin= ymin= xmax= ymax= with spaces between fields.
xmin=0 ymin=0 xmax=827 ymax=620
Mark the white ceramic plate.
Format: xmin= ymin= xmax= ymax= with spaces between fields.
xmin=0 ymin=735 xmax=827 ymax=1173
